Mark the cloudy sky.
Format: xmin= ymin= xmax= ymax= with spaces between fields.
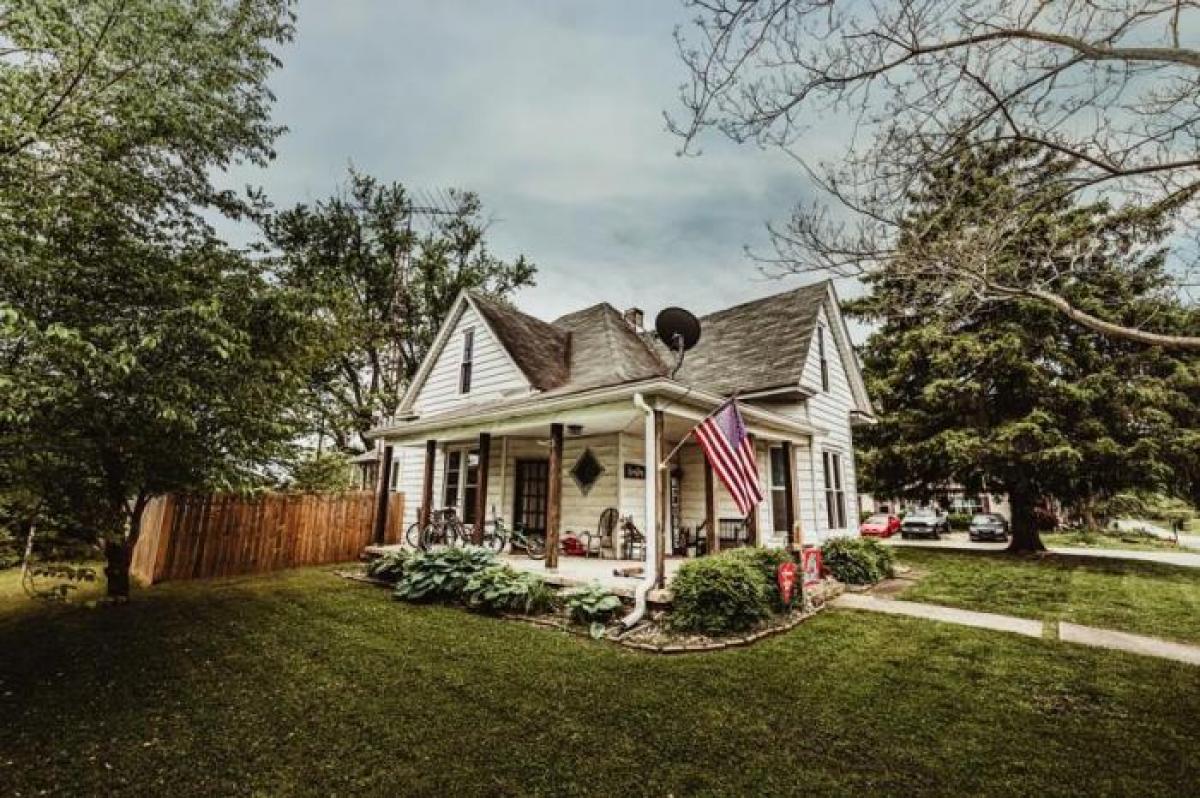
xmin=224 ymin=1 xmax=861 ymax=336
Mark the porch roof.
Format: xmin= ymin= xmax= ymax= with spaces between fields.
xmin=369 ymin=378 xmax=822 ymax=445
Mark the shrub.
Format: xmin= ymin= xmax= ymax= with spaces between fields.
xmin=365 ymin=550 xmax=409 ymax=584
xmin=947 ymin=513 xmax=972 ymax=531
xmin=670 ymin=554 xmax=771 ymax=634
xmin=463 ymin=565 xmax=555 ymax=615
xmin=820 ymin=536 xmax=895 ymax=585
xmin=392 ymin=546 xmax=497 ymax=602
xmin=724 ymin=547 xmax=795 ymax=611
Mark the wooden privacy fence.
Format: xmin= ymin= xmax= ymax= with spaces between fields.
xmin=131 ymin=491 xmax=404 ymax=585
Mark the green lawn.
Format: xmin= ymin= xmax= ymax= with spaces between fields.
xmin=1042 ymin=528 xmax=1192 ymax=552
xmin=1 ymin=567 xmax=1198 ymax=796
xmin=896 ymin=549 xmax=1200 ymax=643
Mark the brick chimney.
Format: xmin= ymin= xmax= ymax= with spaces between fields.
xmin=623 ymin=307 xmax=644 ymax=332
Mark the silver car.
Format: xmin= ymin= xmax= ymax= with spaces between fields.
xmin=968 ymin=513 xmax=1009 ymax=541
xmin=900 ymin=509 xmax=949 ymax=539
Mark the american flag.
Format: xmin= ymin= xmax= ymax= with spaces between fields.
xmin=692 ymin=399 xmax=763 ymax=516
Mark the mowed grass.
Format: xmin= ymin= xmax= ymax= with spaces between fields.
xmin=1042 ymin=528 xmax=1191 ymax=552
xmin=1 ymin=567 xmax=1198 ymax=796
xmin=896 ymin=549 xmax=1200 ymax=643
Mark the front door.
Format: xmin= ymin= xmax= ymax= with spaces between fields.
xmin=513 ymin=459 xmax=549 ymax=536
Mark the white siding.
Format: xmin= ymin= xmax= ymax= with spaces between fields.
xmin=410 ymin=303 xmax=530 ymax=416
xmin=798 ymin=305 xmax=858 ymax=541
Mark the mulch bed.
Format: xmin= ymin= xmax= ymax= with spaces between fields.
xmin=336 ymin=568 xmax=844 ymax=654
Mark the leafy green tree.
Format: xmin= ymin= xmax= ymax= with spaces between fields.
xmin=852 ymin=143 xmax=1200 ymax=551
xmin=286 ymin=450 xmax=355 ymax=493
xmin=265 ymin=170 xmax=537 ymax=452
xmin=0 ymin=0 xmax=311 ymax=598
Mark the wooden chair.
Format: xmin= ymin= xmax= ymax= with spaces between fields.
xmin=584 ymin=507 xmax=620 ymax=559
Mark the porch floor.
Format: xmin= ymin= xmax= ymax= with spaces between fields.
xmin=363 ymin=544 xmax=682 ymax=602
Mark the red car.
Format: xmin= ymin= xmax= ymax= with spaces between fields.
xmin=859 ymin=513 xmax=901 ymax=538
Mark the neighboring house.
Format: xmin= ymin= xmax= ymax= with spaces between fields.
xmin=860 ymin=489 xmax=1013 ymax=521
xmin=367 ymin=281 xmax=874 ymax=556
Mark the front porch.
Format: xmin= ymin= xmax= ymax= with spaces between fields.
xmin=375 ymin=388 xmax=815 ymax=584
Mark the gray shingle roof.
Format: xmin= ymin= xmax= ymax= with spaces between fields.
xmin=469 ymin=281 xmax=831 ymax=397
xmin=468 ymin=291 xmax=570 ymax=390
xmin=646 ymin=281 xmax=830 ymax=395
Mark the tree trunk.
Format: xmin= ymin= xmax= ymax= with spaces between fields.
xmin=104 ymin=494 xmax=148 ymax=600
xmin=104 ymin=539 xmax=133 ymax=599
xmin=1006 ymin=490 xmax=1045 ymax=553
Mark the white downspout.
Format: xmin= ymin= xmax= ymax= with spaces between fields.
xmin=623 ymin=392 xmax=658 ymax=629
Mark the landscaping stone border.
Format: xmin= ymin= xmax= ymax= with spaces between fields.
xmin=335 ymin=569 xmax=844 ymax=654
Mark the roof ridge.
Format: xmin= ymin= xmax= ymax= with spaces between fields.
xmin=699 ymin=279 xmax=831 ymax=320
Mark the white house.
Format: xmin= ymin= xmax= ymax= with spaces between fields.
xmin=367 ymin=281 xmax=873 ymax=568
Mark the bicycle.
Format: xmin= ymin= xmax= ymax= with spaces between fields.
xmin=487 ymin=508 xmax=546 ymax=559
xmin=419 ymin=508 xmax=471 ymax=551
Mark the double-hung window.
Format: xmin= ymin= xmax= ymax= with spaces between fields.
xmin=823 ymin=451 xmax=846 ymax=529
xmin=769 ymin=447 xmax=790 ymax=533
xmin=459 ymin=328 xmax=474 ymax=394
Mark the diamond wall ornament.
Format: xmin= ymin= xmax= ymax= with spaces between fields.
xmin=570 ymin=448 xmax=605 ymax=496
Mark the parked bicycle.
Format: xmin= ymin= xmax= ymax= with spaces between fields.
xmin=419 ymin=508 xmax=471 ymax=551
xmin=486 ymin=507 xmax=546 ymax=559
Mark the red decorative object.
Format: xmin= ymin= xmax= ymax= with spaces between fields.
xmin=801 ymin=548 xmax=822 ymax=588
xmin=777 ymin=561 xmax=797 ymax=606
xmin=561 ymin=534 xmax=587 ymax=557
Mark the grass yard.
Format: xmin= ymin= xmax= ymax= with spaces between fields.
xmin=1 ymin=567 xmax=1198 ymax=796
xmin=1043 ymin=528 xmax=1194 ymax=552
xmin=895 ymin=549 xmax=1200 ymax=644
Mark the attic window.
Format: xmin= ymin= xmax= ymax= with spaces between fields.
xmin=817 ymin=326 xmax=829 ymax=392
xmin=570 ymin=448 xmax=605 ymax=496
xmin=459 ymin=328 xmax=474 ymax=394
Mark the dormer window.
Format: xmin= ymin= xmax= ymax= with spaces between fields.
xmin=817 ymin=325 xmax=829 ymax=392
xmin=459 ymin=328 xmax=474 ymax=394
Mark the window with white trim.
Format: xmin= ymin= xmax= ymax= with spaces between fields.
xmin=769 ymin=447 xmax=789 ymax=533
xmin=823 ymin=451 xmax=846 ymax=529
xmin=459 ymin=328 xmax=474 ymax=394
xmin=442 ymin=447 xmax=481 ymax=524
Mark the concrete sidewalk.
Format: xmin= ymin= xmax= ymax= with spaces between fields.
xmin=833 ymin=594 xmax=1200 ymax=666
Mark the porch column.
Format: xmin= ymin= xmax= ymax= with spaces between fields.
xmin=472 ymin=433 xmax=491 ymax=544
xmin=704 ymin=454 xmax=718 ymax=555
xmin=746 ymin=433 xmax=759 ymax=546
xmin=419 ymin=439 xmax=436 ymax=530
xmin=545 ymin=423 xmax=563 ymax=570
xmin=372 ymin=444 xmax=394 ymax=546
xmin=655 ymin=410 xmax=667 ymax=587
xmin=783 ymin=441 xmax=800 ymax=553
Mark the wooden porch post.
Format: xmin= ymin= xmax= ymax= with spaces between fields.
xmin=655 ymin=410 xmax=667 ymax=587
xmin=372 ymin=444 xmax=394 ymax=545
xmin=783 ymin=441 xmax=799 ymax=554
xmin=545 ymin=423 xmax=563 ymax=570
xmin=472 ymin=433 xmax=491 ymax=544
xmin=746 ymin=433 xmax=759 ymax=546
xmin=419 ymin=439 xmax=436 ymax=530
xmin=704 ymin=454 xmax=718 ymax=555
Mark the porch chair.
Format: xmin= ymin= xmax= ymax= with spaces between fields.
xmin=620 ymin=516 xmax=646 ymax=561
xmin=584 ymin=508 xmax=620 ymax=559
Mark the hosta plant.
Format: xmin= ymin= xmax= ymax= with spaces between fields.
xmin=365 ymin=550 xmax=409 ymax=584
xmin=463 ymin=565 xmax=555 ymax=615
xmin=392 ymin=546 xmax=497 ymax=603
xmin=562 ymin=583 xmax=624 ymax=637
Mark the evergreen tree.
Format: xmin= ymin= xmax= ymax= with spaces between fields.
xmin=852 ymin=143 xmax=1200 ymax=550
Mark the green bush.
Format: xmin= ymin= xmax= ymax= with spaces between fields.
xmin=724 ymin=547 xmax=795 ymax=611
xmin=670 ymin=554 xmax=771 ymax=634
xmin=365 ymin=550 xmax=409 ymax=584
xmin=463 ymin=565 xmax=555 ymax=615
xmin=392 ymin=546 xmax=497 ymax=603
xmin=821 ymin=536 xmax=895 ymax=585
xmin=562 ymin=583 xmax=624 ymax=625
xmin=947 ymin=513 xmax=972 ymax=531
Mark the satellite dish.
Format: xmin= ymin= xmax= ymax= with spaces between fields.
xmin=655 ymin=307 xmax=701 ymax=352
